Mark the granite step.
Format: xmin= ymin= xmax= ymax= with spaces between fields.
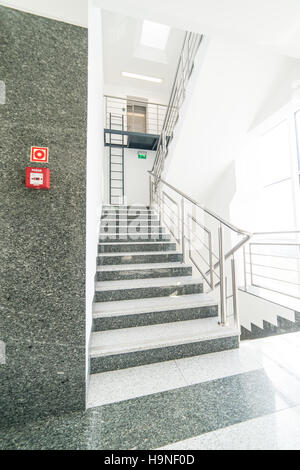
xmin=97 ymin=251 xmax=183 ymax=265
xmin=100 ymin=226 xmax=167 ymax=235
xmin=102 ymin=205 xmax=149 ymax=210
xmin=102 ymin=219 xmax=160 ymax=226
xmin=90 ymin=318 xmax=239 ymax=373
xmin=96 ymin=262 xmax=192 ymax=281
xmin=94 ymin=276 xmax=203 ymax=302
xmin=102 ymin=209 xmax=155 ymax=215
xmin=98 ymin=241 xmax=176 ymax=253
xmin=99 ymin=233 xmax=171 ymax=242
xmin=101 ymin=214 xmax=158 ymax=220
xmin=92 ymin=293 xmax=218 ymax=331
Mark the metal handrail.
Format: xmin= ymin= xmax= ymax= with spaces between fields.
xmin=149 ymin=171 xmax=251 ymax=328
xmin=149 ymin=173 xmax=251 ymax=238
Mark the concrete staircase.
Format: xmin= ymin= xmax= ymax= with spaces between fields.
xmin=89 ymin=205 xmax=239 ymax=375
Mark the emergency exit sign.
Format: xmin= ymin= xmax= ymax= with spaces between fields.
xmin=138 ymin=152 xmax=147 ymax=159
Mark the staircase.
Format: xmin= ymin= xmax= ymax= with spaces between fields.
xmin=89 ymin=205 xmax=239 ymax=375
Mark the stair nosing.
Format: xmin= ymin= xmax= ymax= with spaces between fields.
xmin=97 ymin=262 xmax=191 ymax=272
xmin=98 ymin=250 xmax=179 ymax=257
xmin=90 ymin=319 xmax=238 ymax=358
xmin=92 ymin=294 xmax=218 ymax=318
xmin=95 ymin=276 xmax=203 ymax=292
xmin=98 ymin=241 xmax=174 ymax=246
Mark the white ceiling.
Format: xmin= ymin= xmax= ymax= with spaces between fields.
xmin=97 ymin=0 xmax=300 ymax=60
xmin=0 ymin=0 xmax=88 ymax=27
xmin=102 ymin=11 xmax=185 ymax=103
xmin=2 ymin=0 xmax=300 ymax=59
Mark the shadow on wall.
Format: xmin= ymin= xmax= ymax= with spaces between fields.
xmin=204 ymin=160 xmax=237 ymax=221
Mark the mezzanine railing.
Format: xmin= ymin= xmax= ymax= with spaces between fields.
xmin=104 ymin=95 xmax=168 ymax=137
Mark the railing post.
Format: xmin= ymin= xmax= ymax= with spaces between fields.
xmin=243 ymin=245 xmax=247 ymax=290
xmin=159 ymin=185 xmax=163 ymax=227
xmin=249 ymin=243 xmax=253 ymax=286
xmin=218 ymin=225 xmax=227 ymax=326
xmin=208 ymin=233 xmax=213 ymax=289
xmin=231 ymin=257 xmax=239 ymax=330
xmin=181 ymin=198 xmax=185 ymax=262
xmin=149 ymin=175 xmax=152 ymax=208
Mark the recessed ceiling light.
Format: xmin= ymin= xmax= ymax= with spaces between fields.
xmin=121 ymin=72 xmax=163 ymax=83
xmin=140 ymin=20 xmax=170 ymax=50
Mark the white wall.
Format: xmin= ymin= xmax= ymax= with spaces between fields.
xmin=238 ymin=289 xmax=296 ymax=331
xmin=164 ymin=36 xmax=300 ymax=219
xmin=86 ymin=2 xmax=104 ymax=394
xmin=103 ymin=147 xmax=155 ymax=205
xmin=0 ymin=0 xmax=88 ymax=27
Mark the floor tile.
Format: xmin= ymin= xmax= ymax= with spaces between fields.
xmin=160 ymin=405 xmax=300 ymax=450
xmin=87 ymin=360 xmax=187 ymax=407
xmin=86 ymin=368 xmax=299 ymax=449
xmin=174 ymin=342 xmax=272 ymax=385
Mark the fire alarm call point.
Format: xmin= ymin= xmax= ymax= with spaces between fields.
xmin=26 ymin=167 xmax=50 ymax=190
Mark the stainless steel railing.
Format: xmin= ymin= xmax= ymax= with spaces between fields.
xmin=104 ymin=95 xmax=168 ymax=136
xmin=152 ymin=32 xmax=203 ymax=181
xmin=149 ymin=172 xmax=252 ymax=328
xmin=243 ymin=231 xmax=300 ymax=300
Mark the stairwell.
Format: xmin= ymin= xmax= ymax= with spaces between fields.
xmin=89 ymin=205 xmax=239 ymax=377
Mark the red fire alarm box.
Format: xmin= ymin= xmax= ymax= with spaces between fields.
xmin=26 ymin=167 xmax=50 ymax=190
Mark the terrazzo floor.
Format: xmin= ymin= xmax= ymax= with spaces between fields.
xmin=2 ymin=331 xmax=300 ymax=450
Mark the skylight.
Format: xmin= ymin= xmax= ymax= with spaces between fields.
xmin=121 ymin=72 xmax=163 ymax=83
xmin=140 ymin=20 xmax=170 ymax=50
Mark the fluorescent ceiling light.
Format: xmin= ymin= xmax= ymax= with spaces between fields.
xmin=140 ymin=20 xmax=170 ymax=50
xmin=121 ymin=72 xmax=163 ymax=83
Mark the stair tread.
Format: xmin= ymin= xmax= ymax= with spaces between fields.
xmin=95 ymin=276 xmax=203 ymax=292
xmin=102 ymin=217 xmax=159 ymax=220
xmin=93 ymin=293 xmax=217 ymax=318
xmin=97 ymin=262 xmax=191 ymax=272
xmin=99 ymin=233 xmax=168 ymax=237
xmin=102 ymin=211 xmax=155 ymax=214
xmin=90 ymin=318 xmax=238 ymax=358
xmin=98 ymin=241 xmax=172 ymax=246
xmin=98 ymin=250 xmax=179 ymax=257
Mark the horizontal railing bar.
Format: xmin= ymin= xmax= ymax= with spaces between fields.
xmin=250 ymin=252 xmax=300 ymax=260
xmin=189 ymin=214 xmax=211 ymax=236
xmin=245 ymin=261 xmax=300 ymax=273
xmin=188 ymin=242 xmax=211 ymax=268
xmin=104 ymin=95 xmax=167 ymax=108
xmin=251 ymin=283 xmax=300 ymax=301
xmin=250 ymin=242 xmax=300 ymax=247
xmin=253 ymin=231 xmax=300 ymax=236
xmin=189 ymin=252 xmax=213 ymax=289
xmin=187 ymin=237 xmax=220 ymax=280
xmin=189 ymin=231 xmax=219 ymax=261
xmin=247 ymin=271 xmax=300 ymax=286
xmin=159 ymin=199 xmax=219 ymax=260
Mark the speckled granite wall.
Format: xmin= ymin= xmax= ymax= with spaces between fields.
xmin=0 ymin=6 xmax=87 ymax=427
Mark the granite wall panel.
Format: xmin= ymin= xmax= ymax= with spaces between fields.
xmin=0 ymin=6 xmax=88 ymax=427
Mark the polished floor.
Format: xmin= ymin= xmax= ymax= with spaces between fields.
xmin=2 ymin=332 xmax=300 ymax=450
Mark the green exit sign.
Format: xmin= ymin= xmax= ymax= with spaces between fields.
xmin=138 ymin=152 xmax=147 ymax=160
